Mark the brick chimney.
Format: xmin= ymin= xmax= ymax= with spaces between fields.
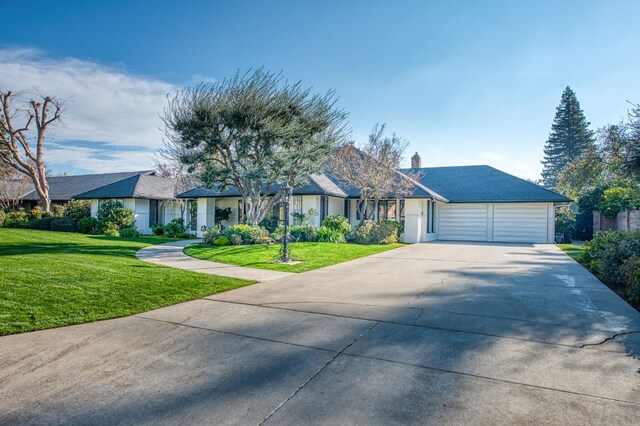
xmin=411 ymin=152 xmax=422 ymax=168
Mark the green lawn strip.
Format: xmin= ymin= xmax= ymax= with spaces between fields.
xmin=0 ymin=229 xmax=255 ymax=336
xmin=557 ymin=243 xmax=586 ymax=262
xmin=184 ymin=241 xmax=404 ymax=273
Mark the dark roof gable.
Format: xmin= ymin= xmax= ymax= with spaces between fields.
xmin=22 ymin=171 xmax=153 ymax=201
xmin=405 ymin=165 xmax=571 ymax=203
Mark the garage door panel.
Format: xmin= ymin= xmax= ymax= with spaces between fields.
xmin=493 ymin=203 xmax=549 ymax=243
xmin=438 ymin=204 xmax=488 ymax=242
xmin=437 ymin=203 xmax=551 ymax=244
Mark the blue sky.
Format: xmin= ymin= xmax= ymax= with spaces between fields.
xmin=2 ymin=0 xmax=639 ymax=179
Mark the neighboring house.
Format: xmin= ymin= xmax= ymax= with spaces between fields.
xmin=17 ymin=171 xmax=191 ymax=235
xmin=179 ymin=153 xmax=571 ymax=244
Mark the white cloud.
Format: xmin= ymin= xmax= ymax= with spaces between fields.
xmin=0 ymin=47 xmax=176 ymax=151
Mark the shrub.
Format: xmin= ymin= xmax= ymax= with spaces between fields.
xmin=30 ymin=217 xmax=56 ymax=230
xmin=583 ymin=230 xmax=640 ymax=285
xmin=348 ymin=220 xmax=400 ymax=244
xmin=103 ymin=228 xmax=120 ymax=237
xmin=369 ymin=221 xmax=399 ymax=244
xmin=270 ymin=225 xmax=285 ymax=242
xmin=50 ymin=217 xmax=77 ymax=232
xmin=119 ymin=227 xmax=140 ymax=238
xmin=213 ymin=236 xmax=231 ymax=246
xmin=78 ymin=217 xmax=98 ymax=234
xmin=64 ymin=200 xmax=92 ymax=221
xmin=621 ymin=257 xmax=640 ymax=309
xmin=97 ymin=200 xmax=134 ymax=234
xmin=164 ymin=218 xmax=187 ymax=237
xmin=52 ymin=204 xmax=65 ymax=217
xmin=202 ymin=227 xmax=221 ymax=244
xmin=0 ymin=210 xmax=4 ymax=227
xmin=3 ymin=211 xmax=31 ymax=228
xmin=255 ymin=235 xmax=275 ymax=244
xmin=321 ymin=215 xmax=351 ymax=235
xmin=350 ymin=220 xmax=375 ymax=244
xmin=40 ymin=211 xmax=53 ymax=219
xmin=555 ymin=206 xmax=576 ymax=243
xmin=291 ymin=224 xmax=317 ymax=242
xmin=316 ymin=226 xmax=346 ymax=243
xmin=229 ymin=234 xmax=243 ymax=245
xmin=30 ymin=206 xmax=43 ymax=220
xmin=226 ymin=224 xmax=269 ymax=244
xmin=151 ymin=225 xmax=165 ymax=236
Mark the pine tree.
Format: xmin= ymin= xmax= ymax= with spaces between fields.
xmin=541 ymin=86 xmax=596 ymax=188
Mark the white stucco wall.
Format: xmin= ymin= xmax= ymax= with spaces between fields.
xmin=132 ymin=199 xmax=151 ymax=235
xmin=196 ymin=198 xmax=216 ymax=237
xmin=163 ymin=202 xmax=184 ymax=225
xmin=328 ymin=197 xmax=343 ymax=217
xmin=403 ymin=199 xmax=426 ymax=243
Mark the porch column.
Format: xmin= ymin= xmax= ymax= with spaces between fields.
xmin=196 ymin=198 xmax=216 ymax=237
xmin=403 ymin=199 xmax=423 ymax=243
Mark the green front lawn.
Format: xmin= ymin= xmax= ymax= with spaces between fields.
xmin=0 ymin=229 xmax=255 ymax=336
xmin=557 ymin=243 xmax=586 ymax=262
xmin=184 ymin=241 xmax=404 ymax=273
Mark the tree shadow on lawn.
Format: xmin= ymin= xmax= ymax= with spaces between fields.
xmin=0 ymin=237 xmax=161 ymax=258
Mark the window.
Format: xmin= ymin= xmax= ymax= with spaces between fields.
xmin=149 ymin=199 xmax=160 ymax=227
xmin=320 ymin=196 xmax=329 ymax=221
xmin=272 ymin=202 xmax=285 ymax=228
xmin=399 ymin=200 xmax=405 ymax=228
xmin=431 ymin=201 xmax=436 ymax=233
xmin=293 ymin=196 xmax=302 ymax=215
xmin=356 ymin=200 xmax=375 ymax=220
xmin=377 ymin=200 xmax=397 ymax=221
xmin=344 ymin=199 xmax=350 ymax=219
xmin=189 ymin=200 xmax=197 ymax=231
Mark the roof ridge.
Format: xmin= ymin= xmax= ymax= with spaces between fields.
xmin=48 ymin=170 xmax=153 ymax=179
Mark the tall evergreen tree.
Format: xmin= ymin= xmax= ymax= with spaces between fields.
xmin=541 ymin=86 xmax=596 ymax=188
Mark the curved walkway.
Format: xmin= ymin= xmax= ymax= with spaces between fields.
xmin=136 ymin=239 xmax=294 ymax=282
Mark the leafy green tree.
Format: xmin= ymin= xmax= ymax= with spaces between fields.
xmin=626 ymin=103 xmax=640 ymax=178
xmin=541 ymin=87 xmax=596 ymax=188
xmin=556 ymin=149 xmax=604 ymax=200
xmin=163 ymin=70 xmax=348 ymax=227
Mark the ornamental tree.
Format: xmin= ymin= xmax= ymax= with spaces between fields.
xmin=330 ymin=123 xmax=417 ymax=225
xmin=163 ymin=69 xmax=348 ymax=227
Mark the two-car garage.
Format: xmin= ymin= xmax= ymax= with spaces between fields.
xmin=437 ymin=202 xmax=554 ymax=243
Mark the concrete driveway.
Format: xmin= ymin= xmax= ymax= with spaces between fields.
xmin=2 ymin=243 xmax=640 ymax=425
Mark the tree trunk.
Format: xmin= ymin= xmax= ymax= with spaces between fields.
xmin=33 ymin=177 xmax=50 ymax=211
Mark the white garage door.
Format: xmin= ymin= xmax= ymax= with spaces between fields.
xmin=438 ymin=203 xmax=488 ymax=241
xmin=493 ymin=203 xmax=549 ymax=243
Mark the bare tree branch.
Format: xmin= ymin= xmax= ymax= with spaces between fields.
xmin=0 ymin=90 xmax=62 ymax=211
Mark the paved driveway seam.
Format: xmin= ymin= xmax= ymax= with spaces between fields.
xmin=259 ymin=321 xmax=381 ymax=425
xmin=134 ymin=314 xmax=337 ymax=353
xmin=204 ymin=298 xmax=635 ymax=350
xmin=340 ymin=353 xmax=640 ymax=406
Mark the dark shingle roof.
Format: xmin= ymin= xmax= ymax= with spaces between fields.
xmin=75 ymin=174 xmax=175 ymax=200
xmin=179 ymin=173 xmax=348 ymax=198
xmin=178 ymin=165 xmax=570 ymax=204
xmin=22 ymin=171 xmax=152 ymax=201
xmin=404 ymin=165 xmax=571 ymax=203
